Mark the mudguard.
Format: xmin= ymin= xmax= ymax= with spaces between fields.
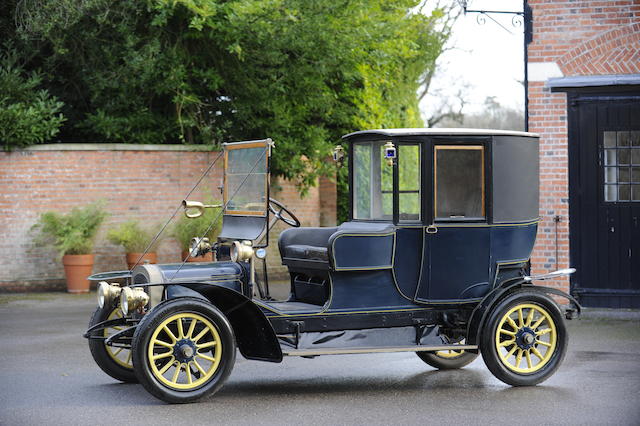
xmin=160 ymin=283 xmax=283 ymax=362
xmin=466 ymin=279 xmax=582 ymax=347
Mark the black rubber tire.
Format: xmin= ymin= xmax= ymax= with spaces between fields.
xmin=88 ymin=306 xmax=138 ymax=383
xmin=416 ymin=351 xmax=479 ymax=370
xmin=480 ymin=291 xmax=568 ymax=386
xmin=132 ymin=298 xmax=236 ymax=403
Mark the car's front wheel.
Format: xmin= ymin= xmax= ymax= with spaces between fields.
xmin=480 ymin=291 xmax=568 ymax=386
xmin=88 ymin=306 xmax=137 ymax=382
xmin=132 ymin=298 xmax=236 ymax=403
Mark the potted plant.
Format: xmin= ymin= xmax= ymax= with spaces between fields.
xmin=172 ymin=203 xmax=222 ymax=262
xmin=106 ymin=220 xmax=159 ymax=269
xmin=32 ymin=201 xmax=107 ymax=293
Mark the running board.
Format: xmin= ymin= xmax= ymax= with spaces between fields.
xmin=283 ymin=344 xmax=478 ymax=357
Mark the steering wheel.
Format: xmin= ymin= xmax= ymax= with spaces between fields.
xmin=268 ymin=198 xmax=301 ymax=227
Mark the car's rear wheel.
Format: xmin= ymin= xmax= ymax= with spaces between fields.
xmin=88 ymin=306 xmax=137 ymax=382
xmin=480 ymin=291 xmax=568 ymax=386
xmin=416 ymin=345 xmax=478 ymax=369
xmin=132 ymin=298 xmax=236 ymax=403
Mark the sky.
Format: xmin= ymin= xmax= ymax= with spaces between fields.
xmin=420 ymin=0 xmax=526 ymax=120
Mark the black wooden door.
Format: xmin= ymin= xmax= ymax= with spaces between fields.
xmin=568 ymin=92 xmax=640 ymax=308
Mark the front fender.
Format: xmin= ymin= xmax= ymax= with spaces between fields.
xmin=164 ymin=283 xmax=282 ymax=363
xmin=466 ymin=280 xmax=582 ymax=347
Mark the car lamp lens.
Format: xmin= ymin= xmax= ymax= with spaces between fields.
xmin=230 ymin=240 xmax=254 ymax=262
xmin=97 ymin=281 xmax=121 ymax=309
xmin=120 ymin=287 xmax=149 ymax=316
xmin=255 ymin=248 xmax=267 ymax=259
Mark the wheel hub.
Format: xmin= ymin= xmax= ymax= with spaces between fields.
xmin=173 ymin=339 xmax=196 ymax=363
xmin=515 ymin=327 xmax=536 ymax=350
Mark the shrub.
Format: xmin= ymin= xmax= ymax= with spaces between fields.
xmin=106 ymin=220 xmax=160 ymax=253
xmin=31 ymin=201 xmax=107 ymax=257
xmin=0 ymin=47 xmax=65 ymax=150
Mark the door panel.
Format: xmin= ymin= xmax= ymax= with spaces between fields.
xmin=569 ymin=94 xmax=640 ymax=308
xmin=414 ymin=226 xmax=490 ymax=301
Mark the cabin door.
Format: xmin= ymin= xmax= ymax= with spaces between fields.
xmin=414 ymin=142 xmax=490 ymax=302
xmin=568 ymin=93 xmax=640 ymax=308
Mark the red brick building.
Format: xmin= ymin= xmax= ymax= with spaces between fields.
xmin=527 ymin=0 xmax=640 ymax=308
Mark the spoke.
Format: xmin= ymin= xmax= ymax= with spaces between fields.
xmin=187 ymin=318 xmax=197 ymax=339
xmin=177 ymin=318 xmax=185 ymax=339
xmin=502 ymin=345 xmax=518 ymax=362
xmin=197 ymin=353 xmax=216 ymax=363
xmin=152 ymin=351 xmax=173 ymax=361
xmin=515 ymin=349 xmax=523 ymax=367
xmin=525 ymin=308 xmax=535 ymax=327
xmin=158 ymin=358 xmax=175 ymax=375
xmin=525 ymin=350 xmax=533 ymax=369
xmin=506 ymin=316 xmax=519 ymax=331
xmin=186 ymin=364 xmax=193 ymax=385
xmin=154 ymin=339 xmax=174 ymax=349
xmin=171 ymin=363 xmax=181 ymax=384
xmin=518 ymin=308 xmax=524 ymax=327
xmin=192 ymin=359 xmax=207 ymax=376
xmin=126 ymin=350 xmax=132 ymax=365
xmin=498 ymin=339 xmax=515 ymax=347
xmin=536 ymin=328 xmax=552 ymax=336
xmin=531 ymin=316 xmax=545 ymax=330
xmin=193 ymin=328 xmax=209 ymax=343
xmin=499 ymin=328 xmax=516 ymax=336
xmin=536 ymin=339 xmax=552 ymax=348
xmin=112 ymin=347 xmax=123 ymax=356
xmin=197 ymin=340 xmax=217 ymax=350
xmin=530 ymin=347 xmax=544 ymax=360
xmin=113 ymin=326 xmax=123 ymax=331
xmin=163 ymin=325 xmax=178 ymax=343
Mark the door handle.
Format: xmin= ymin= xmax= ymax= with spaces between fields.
xmin=426 ymin=225 xmax=438 ymax=234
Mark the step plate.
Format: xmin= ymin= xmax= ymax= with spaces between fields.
xmin=283 ymin=345 xmax=478 ymax=357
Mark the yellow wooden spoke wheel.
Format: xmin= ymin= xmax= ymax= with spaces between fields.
xmin=494 ymin=303 xmax=557 ymax=374
xmin=132 ymin=298 xmax=236 ymax=403
xmin=147 ymin=313 xmax=222 ymax=390
xmin=416 ymin=339 xmax=479 ymax=369
xmin=88 ymin=306 xmax=137 ymax=383
xmin=104 ymin=308 xmax=133 ymax=369
xmin=480 ymin=291 xmax=568 ymax=387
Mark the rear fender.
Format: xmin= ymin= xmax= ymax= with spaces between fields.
xmin=165 ymin=284 xmax=283 ymax=362
xmin=466 ymin=279 xmax=581 ymax=347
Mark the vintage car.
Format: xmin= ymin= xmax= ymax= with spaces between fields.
xmin=84 ymin=129 xmax=580 ymax=403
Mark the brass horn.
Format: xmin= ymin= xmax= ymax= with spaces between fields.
xmin=182 ymin=200 xmax=222 ymax=218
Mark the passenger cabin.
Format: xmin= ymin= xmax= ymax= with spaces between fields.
xmin=277 ymin=129 xmax=540 ymax=310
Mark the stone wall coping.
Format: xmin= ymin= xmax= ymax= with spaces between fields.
xmin=5 ymin=143 xmax=220 ymax=152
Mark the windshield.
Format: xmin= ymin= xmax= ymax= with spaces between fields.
xmin=224 ymin=142 xmax=269 ymax=216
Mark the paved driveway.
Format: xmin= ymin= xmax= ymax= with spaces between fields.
xmin=0 ymin=293 xmax=639 ymax=425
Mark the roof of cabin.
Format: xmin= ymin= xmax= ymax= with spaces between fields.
xmin=342 ymin=128 xmax=539 ymax=139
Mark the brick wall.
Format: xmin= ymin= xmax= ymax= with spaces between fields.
xmin=527 ymin=0 xmax=640 ymax=293
xmin=0 ymin=145 xmax=333 ymax=291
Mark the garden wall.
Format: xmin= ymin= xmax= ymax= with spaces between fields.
xmin=0 ymin=144 xmax=336 ymax=292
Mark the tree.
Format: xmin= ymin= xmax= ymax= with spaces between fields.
xmin=437 ymin=96 xmax=524 ymax=131
xmin=4 ymin=0 xmax=454 ymax=207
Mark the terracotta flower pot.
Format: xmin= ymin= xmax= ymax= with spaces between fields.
xmin=181 ymin=250 xmax=214 ymax=263
xmin=126 ymin=252 xmax=157 ymax=270
xmin=62 ymin=254 xmax=94 ymax=293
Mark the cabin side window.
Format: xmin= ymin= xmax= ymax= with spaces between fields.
xmin=353 ymin=141 xmax=393 ymax=220
xmin=398 ymin=143 xmax=421 ymax=222
xmin=434 ymin=145 xmax=485 ymax=220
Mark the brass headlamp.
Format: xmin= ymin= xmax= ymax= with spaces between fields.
xmin=230 ymin=240 xmax=254 ymax=262
xmin=97 ymin=281 xmax=121 ymax=309
xmin=120 ymin=287 xmax=150 ymax=316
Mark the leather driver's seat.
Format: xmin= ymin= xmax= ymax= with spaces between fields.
xmin=278 ymin=227 xmax=337 ymax=272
